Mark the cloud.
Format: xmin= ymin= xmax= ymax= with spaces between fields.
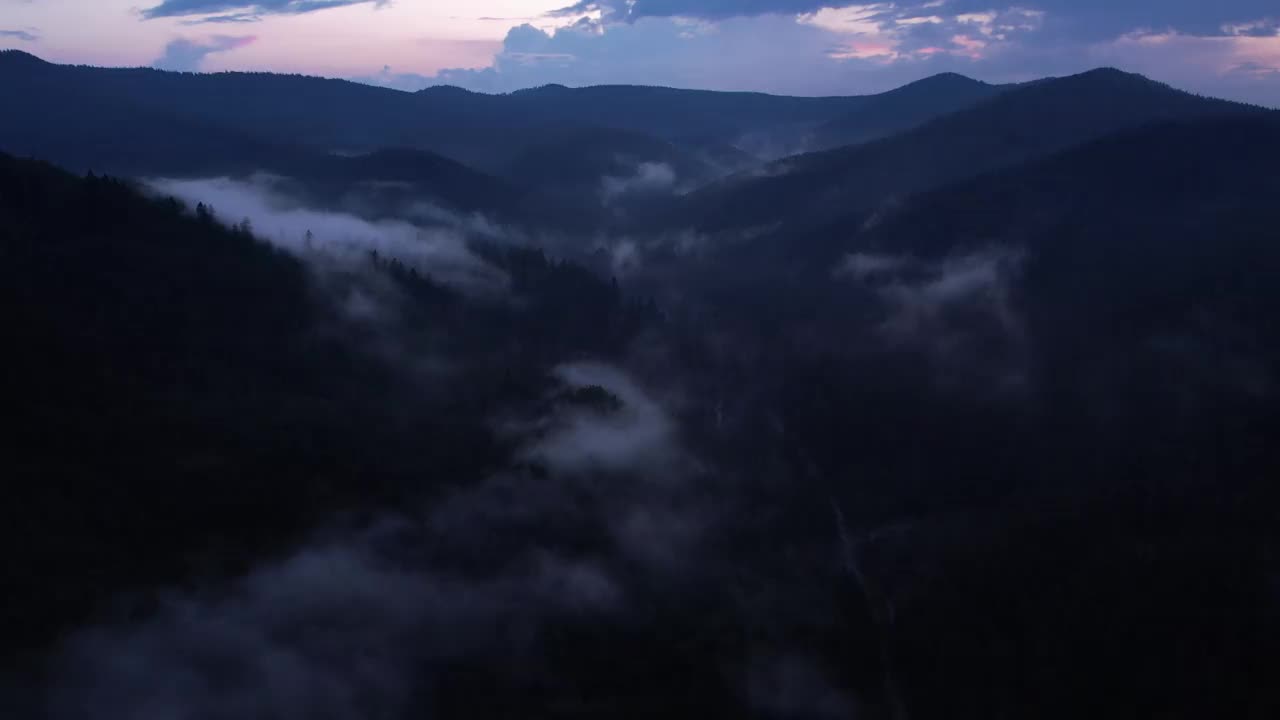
xmin=886 ymin=250 xmax=1020 ymax=338
xmin=48 ymin=541 xmax=437 ymax=720
xmin=555 ymin=1 xmax=1280 ymax=40
xmin=877 ymin=250 xmax=1019 ymax=334
xmin=434 ymin=14 xmax=866 ymax=94
xmin=601 ymin=161 xmax=678 ymax=203
xmin=553 ymin=0 xmax=830 ymax=21
xmin=1222 ymin=18 xmax=1280 ymax=37
xmin=142 ymin=0 xmax=387 ymax=22
xmin=0 ymin=28 xmax=38 ymax=42
xmin=433 ymin=8 xmax=1048 ymax=94
xmin=46 ymin=524 xmax=623 ymax=720
xmin=791 ymin=5 xmax=1050 ymax=65
xmin=455 ymin=2 xmax=1264 ymax=105
xmin=350 ymin=64 xmax=437 ymax=92
xmin=422 ymin=7 xmax=1032 ymax=95
xmin=510 ymin=362 xmax=715 ymax=575
xmin=152 ymin=34 xmax=256 ymax=71
xmin=837 ymin=248 xmax=1025 ymax=358
xmin=1065 ymin=26 xmax=1279 ymax=106
xmin=42 ymin=362 xmax=709 ymax=718
xmin=520 ymin=362 xmax=686 ymax=477
xmin=147 ymin=175 xmax=509 ymax=296
xmin=585 ymin=229 xmax=708 ymax=280
xmin=834 ymin=252 xmax=907 ymax=280
xmin=895 ymin=2 xmax=1279 ymax=41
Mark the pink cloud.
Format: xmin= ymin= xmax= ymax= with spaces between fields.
xmin=951 ymin=34 xmax=987 ymax=58
xmin=1091 ymin=26 xmax=1280 ymax=105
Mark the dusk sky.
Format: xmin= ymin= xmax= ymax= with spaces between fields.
xmin=2 ymin=0 xmax=1279 ymax=103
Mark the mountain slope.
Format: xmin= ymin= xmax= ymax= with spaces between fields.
xmin=276 ymin=147 xmax=524 ymax=217
xmin=853 ymin=111 xmax=1280 ymax=353
xmin=620 ymin=112 xmax=1280 ymax=719
xmin=679 ymin=68 xmax=1261 ymax=234
xmin=856 ymin=112 xmax=1280 ymax=259
xmin=0 ymin=151 xmax=653 ymax=669
xmin=0 ymin=153 xmax=386 ymax=661
xmin=813 ymin=72 xmax=1008 ymax=150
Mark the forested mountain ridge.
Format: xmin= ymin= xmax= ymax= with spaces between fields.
xmin=677 ymin=67 xmax=1263 ymax=234
xmin=0 ymin=50 xmax=1007 ymax=191
xmin=853 ymin=111 xmax=1280 ymax=413
xmin=812 ymin=72 xmax=1009 ymax=150
xmin=625 ymin=113 xmax=1280 ymax=718
xmin=0 ymin=49 xmax=859 ymax=153
xmin=0 ymin=151 xmax=656 ymax=675
xmin=0 ymin=55 xmax=524 ymax=220
xmin=0 ymin=49 xmax=870 ymax=146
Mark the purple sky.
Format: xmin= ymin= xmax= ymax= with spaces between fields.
xmin=2 ymin=1 xmax=1278 ymax=103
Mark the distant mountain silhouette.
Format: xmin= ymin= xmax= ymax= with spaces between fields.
xmin=679 ymin=68 xmax=1262 ymax=234
xmin=0 ymin=51 xmax=863 ymax=157
xmin=0 ymin=51 xmax=894 ymax=217
xmin=473 ymin=82 xmax=866 ymax=139
xmin=414 ymin=84 xmax=479 ymax=98
xmin=5 ymin=51 xmax=1269 ymax=240
xmin=0 ymin=50 xmax=1030 ymax=193
xmin=813 ymin=72 xmax=1009 ymax=150
xmin=0 ymin=48 xmax=48 ymax=68
xmin=0 ymin=52 xmax=521 ymax=216
xmin=0 ymin=50 xmax=429 ymax=151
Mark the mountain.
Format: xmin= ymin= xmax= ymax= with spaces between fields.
xmin=853 ymin=111 xmax=1280 ymax=355
xmin=0 ymin=50 xmax=868 ymax=216
xmin=503 ymin=127 xmax=720 ymax=194
xmin=469 ymin=82 xmax=867 ymax=140
xmin=0 ymin=49 xmax=430 ymax=152
xmin=678 ymin=68 xmax=1261 ymax=234
xmin=854 ymin=112 xmax=1280 ymax=255
xmin=838 ymin=118 xmax=1280 ymax=719
xmin=0 ymin=151 xmax=655 ymax=670
xmin=0 ymin=50 xmax=864 ymax=157
xmin=627 ymin=114 xmax=1280 ymax=719
xmin=0 ymin=53 xmax=522 ymax=218
xmin=812 ymin=72 xmax=1009 ymax=150
xmin=1 ymin=153 xmax=381 ymax=661
xmin=276 ymin=147 xmax=523 ymax=217
xmin=0 ymin=50 xmax=1012 ymax=190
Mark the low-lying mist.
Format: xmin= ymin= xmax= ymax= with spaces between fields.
xmin=148 ymin=175 xmax=509 ymax=297
xmin=40 ymin=362 xmax=762 ymax=719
